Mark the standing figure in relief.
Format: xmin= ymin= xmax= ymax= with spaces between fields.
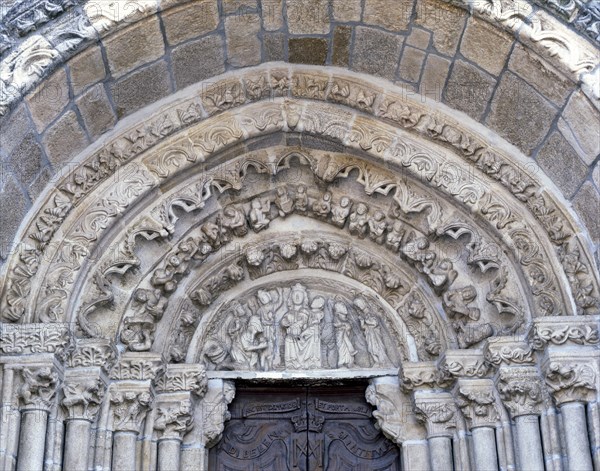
xmin=303 ymin=296 xmax=325 ymax=368
xmin=354 ymin=297 xmax=392 ymax=367
xmin=386 ymin=220 xmax=405 ymax=252
xmin=313 ymin=191 xmax=332 ymax=219
xmin=275 ymin=186 xmax=294 ymax=217
xmin=280 ymin=284 xmax=310 ymax=369
xmin=239 ymin=314 xmax=268 ymax=370
xmin=331 ymin=196 xmax=352 ymax=228
xmin=333 ymin=301 xmax=357 ymax=368
xmin=295 ymin=184 xmax=308 ymax=213
xmin=227 ymin=302 xmax=251 ymax=367
xmin=256 ymin=289 xmax=284 ymax=369
xmin=249 ymin=199 xmax=271 ymax=232
xmin=348 ymin=203 xmax=369 ymax=238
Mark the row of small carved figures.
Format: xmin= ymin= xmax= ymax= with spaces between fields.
xmin=216 ymin=184 xmax=406 ymax=246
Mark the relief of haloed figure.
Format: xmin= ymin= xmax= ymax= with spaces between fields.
xmin=201 ymin=283 xmax=399 ymax=371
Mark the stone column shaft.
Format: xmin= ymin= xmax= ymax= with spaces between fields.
xmin=112 ymin=431 xmax=138 ymax=471
xmin=17 ymin=409 xmax=48 ymax=471
xmin=561 ymin=402 xmax=593 ymax=471
xmin=158 ymin=439 xmax=182 ymax=471
xmin=514 ymin=415 xmax=544 ymax=471
xmin=471 ymin=426 xmax=498 ymax=471
xmin=63 ymin=419 xmax=92 ymax=471
xmin=428 ymin=436 xmax=452 ymax=471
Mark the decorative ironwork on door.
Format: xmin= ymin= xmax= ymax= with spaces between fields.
xmin=208 ymin=383 xmax=401 ymax=470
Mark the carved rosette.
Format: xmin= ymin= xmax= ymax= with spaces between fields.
xmin=109 ymin=388 xmax=153 ymax=433
xmin=496 ymin=367 xmax=544 ymax=418
xmin=455 ymin=380 xmax=500 ymax=429
xmin=17 ymin=365 xmax=60 ymax=411
xmin=543 ymin=358 xmax=598 ymax=405
xmin=413 ymin=392 xmax=457 ymax=438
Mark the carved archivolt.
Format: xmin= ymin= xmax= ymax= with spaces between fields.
xmin=1 ymin=67 xmax=598 ymax=364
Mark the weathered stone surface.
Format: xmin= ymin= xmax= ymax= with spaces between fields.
xmin=28 ymin=165 xmax=52 ymax=201
xmin=352 ymin=27 xmax=403 ymax=80
xmin=399 ymin=46 xmax=426 ymax=83
xmin=0 ymin=174 xmax=27 ymax=260
xmin=572 ymin=182 xmax=600 ymax=244
xmin=420 ymin=54 xmax=450 ymax=101
xmin=172 ymin=35 xmax=225 ymax=90
xmin=593 ymin=162 xmax=600 ymax=191
xmin=406 ymin=28 xmax=431 ymax=49
xmin=289 ymin=38 xmax=328 ymax=65
xmin=222 ymin=0 xmax=257 ymax=14
xmin=7 ymin=133 xmax=42 ymax=185
xmin=559 ymin=91 xmax=600 ymax=165
xmin=42 ymin=111 xmax=88 ymax=168
xmin=332 ymin=26 xmax=351 ymax=67
xmin=26 ymin=68 xmax=69 ymax=133
xmin=225 ymin=14 xmax=262 ymax=67
xmin=286 ymin=0 xmax=330 ymax=34
xmin=110 ymin=61 xmax=172 ymax=118
xmin=263 ymin=32 xmax=285 ymax=61
xmin=508 ymin=43 xmax=572 ymax=106
xmin=536 ymin=132 xmax=588 ymax=198
xmin=69 ymin=46 xmax=107 ymax=97
xmin=104 ymin=18 xmax=165 ymax=78
xmin=486 ymin=72 xmax=556 ymax=155
xmin=364 ymin=0 xmax=413 ymax=32
xmin=332 ymin=0 xmax=361 ymax=22
xmin=161 ymin=0 xmax=219 ymax=45
xmin=460 ymin=17 xmax=513 ymax=76
xmin=76 ymin=84 xmax=116 ymax=139
xmin=415 ymin=0 xmax=467 ymax=56
xmin=444 ymin=60 xmax=495 ymax=121
xmin=261 ymin=0 xmax=283 ymax=30
xmin=0 ymin=104 xmax=34 ymax=159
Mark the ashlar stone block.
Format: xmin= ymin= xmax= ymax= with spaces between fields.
xmin=225 ymin=14 xmax=262 ymax=67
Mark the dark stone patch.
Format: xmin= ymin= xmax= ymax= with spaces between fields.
xmin=289 ymin=37 xmax=328 ymax=65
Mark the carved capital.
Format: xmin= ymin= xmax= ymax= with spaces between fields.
xmin=413 ymin=391 xmax=457 ymax=438
xmin=543 ymin=356 xmax=598 ymax=405
xmin=66 ymin=338 xmax=117 ymax=373
xmin=0 ymin=323 xmax=71 ymax=356
xmin=198 ymin=380 xmax=235 ymax=447
xmin=440 ymin=350 xmax=490 ymax=379
xmin=109 ymin=352 xmax=165 ymax=382
xmin=530 ymin=316 xmax=600 ymax=351
xmin=109 ymin=385 xmax=154 ymax=433
xmin=399 ymin=361 xmax=452 ymax=391
xmin=155 ymin=364 xmax=207 ymax=397
xmin=17 ymin=364 xmax=61 ymax=411
xmin=484 ymin=337 xmax=534 ymax=367
xmin=154 ymin=394 xmax=194 ymax=441
xmin=62 ymin=370 xmax=108 ymax=421
xmin=495 ymin=366 xmax=543 ymax=417
xmin=455 ymin=379 xmax=499 ymax=429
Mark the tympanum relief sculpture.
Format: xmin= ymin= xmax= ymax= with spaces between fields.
xmin=200 ymin=283 xmax=400 ymax=371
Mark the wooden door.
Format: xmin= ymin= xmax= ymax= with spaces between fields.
xmin=208 ymin=383 xmax=401 ymax=471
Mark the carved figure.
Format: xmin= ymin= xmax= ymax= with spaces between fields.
xmin=201 ymin=221 xmax=224 ymax=249
xmin=331 ymin=196 xmax=352 ymax=227
xmin=227 ymin=302 xmax=251 ymax=367
xmin=348 ymin=203 xmax=369 ymax=238
xmin=355 ymin=297 xmax=391 ymax=367
xmin=256 ymin=288 xmax=284 ymax=369
xmin=18 ymin=367 xmax=58 ymax=407
xmin=240 ymin=314 xmax=268 ymax=370
xmin=221 ymin=205 xmax=248 ymax=237
xmin=386 ymin=221 xmax=405 ymax=252
xmin=275 ymin=186 xmax=294 ymax=217
xmin=313 ymin=191 xmax=332 ymax=219
xmin=333 ymin=301 xmax=357 ymax=368
xmin=248 ymin=199 xmax=271 ymax=232
xmin=280 ymin=284 xmax=311 ymax=369
xmin=368 ymin=210 xmax=388 ymax=244
xmin=121 ymin=289 xmax=168 ymax=352
xmin=305 ymin=296 xmax=325 ymax=368
xmin=295 ymin=184 xmax=308 ymax=213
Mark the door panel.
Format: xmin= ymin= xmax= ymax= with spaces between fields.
xmin=209 ymin=384 xmax=401 ymax=471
